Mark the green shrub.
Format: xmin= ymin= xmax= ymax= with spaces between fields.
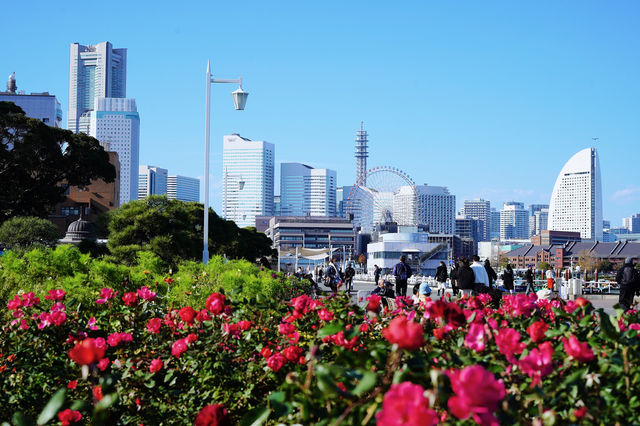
xmin=0 ymin=216 xmax=60 ymax=249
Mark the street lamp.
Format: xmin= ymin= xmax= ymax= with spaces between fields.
xmin=202 ymin=60 xmax=248 ymax=264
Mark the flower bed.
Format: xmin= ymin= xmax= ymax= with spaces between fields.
xmin=2 ymin=282 xmax=640 ymax=424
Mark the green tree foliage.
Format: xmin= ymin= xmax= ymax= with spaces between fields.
xmin=0 ymin=101 xmax=115 ymax=222
xmin=105 ymin=196 xmax=274 ymax=266
xmin=538 ymin=261 xmax=551 ymax=271
xmin=0 ymin=216 xmax=60 ymax=248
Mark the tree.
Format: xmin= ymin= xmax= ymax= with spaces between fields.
xmin=498 ymin=256 xmax=509 ymax=269
xmin=0 ymin=216 xmax=60 ymax=248
xmin=577 ymin=249 xmax=597 ymax=272
xmin=358 ymin=253 xmax=366 ymax=265
xmin=597 ymin=259 xmax=613 ymax=272
xmin=538 ymin=261 xmax=551 ymax=271
xmin=0 ymin=102 xmax=115 ymax=222
xmin=105 ymin=196 xmax=274 ymax=266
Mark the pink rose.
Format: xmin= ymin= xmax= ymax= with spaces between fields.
xmin=464 ymin=323 xmax=486 ymax=352
xmin=562 ymin=335 xmax=595 ymax=362
xmin=146 ymin=318 xmax=162 ymax=334
xmin=382 ymin=316 xmax=424 ymax=350
xmin=171 ymin=338 xmax=188 ymax=358
xmin=122 ymin=292 xmax=138 ymax=306
xmin=282 ymin=346 xmax=303 ymax=362
xmin=317 ymin=308 xmax=334 ymax=321
xmin=527 ymin=321 xmax=549 ymax=343
xmin=149 ymin=358 xmax=163 ymax=373
xmin=376 ymin=382 xmax=437 ymax=426
xmin=447 ymin=365 xmax=505 ymax=425
xmin=137 ymin=286 xmax=157 ymax=301
xmin=205 ymin=293 xmax=226 ymax=315
xmin=495 ymin=328 xmax=525 ymax=362
xmin=519 ymin=341 xmax=554 ymax=386
xmin=97 ymin=357 xmax=110 ymax=371
xmin=266 ymin=353 xmax=287 ymax=372
xmin=179 ymin=306 xmax=197 ymax=325
xmin=45 ymin=289 xmax=67 ymax=301
xmin=97 ymin=287 xmax=117 ymax=304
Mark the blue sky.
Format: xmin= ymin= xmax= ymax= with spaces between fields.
xmin=4 ymin=0 xmax=640 ymax=225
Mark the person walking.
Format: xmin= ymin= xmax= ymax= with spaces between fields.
xmin=373 ymin=265 xmax=381 ymax=287
xmin=470 ymin=255 xmax=490 ymax=293
xmin=502 ymin=263 xmax=515 ymax=294
xmin=484 ymin=259 xmax=498 ymax=290
xmin=324 ymin=257 xmax=342 ymax=294
xmin=545 ymin=266 xmax=555 ymax=290
xmin=616 ymin=257 xmax=639 ymax=312
xmin=392 ymin=255 xmax=413 ymax=298
xmin=457 ymin=258 xmax=476 ymax=298
xmin=435 ymin=261 xmax=448 ymax=297
xmin=524 ymin=265 xmax=535 ymax=295
xmin=450 ymin=262 xmax=459 ymax=296
xmin=344 ymin=262 xmax=356 ymax=293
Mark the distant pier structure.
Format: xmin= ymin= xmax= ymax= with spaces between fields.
xmin=355 ymin=122 xmax=369 ymax=186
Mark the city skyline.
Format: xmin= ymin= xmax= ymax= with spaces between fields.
xmin=4 ymin=1 xmax=639 ymax=225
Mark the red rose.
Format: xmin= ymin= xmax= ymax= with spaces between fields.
xmin=519 ymin=341 xmax=554 ymax=386
xmin=122 ymin=292 xmax=138 ymax=306
xmin=146 ymin=317 xmax=162 ymax=334
xmin=171 ymin=338 xmax=188 ymax=358
xmin=526 ymin=321 xmax=549 ymax=343
xmin=68 ymin=338 xmax=105 ymax=365
xmin=376 ymin=382 xmax=437 ymax=426
xmin=205 ymin=293 xmax=226 ymax=315
xmin=97 ymin=357 xmax=110 ymax=371
xmin=266 ymin=353 xmax=287 ymax=372
xmin=574 ymin=406 xmax=588 ymax=419
xmin=495 ymin=328 xmax=526 ymax=362
xmin=67 ymin=380 xmax=77 ymax=389
xmin=317 ymin=308 xmax=334 ymax=321
xmin=359 ymin=323 xmax=369 ymax=333
xmin=194 ymin=404 xmax=231 ymax=426
xmin=562 ymin=335 xmax=595 ymax=362
xmin=260 ymin=347 xmax=272 ymax=358
xmin=93 ymin=385 xmax=103 ymax=402
xmin=149 ymin=358 xmax=163 ymax=373
xmin=179 ymin=306 xmax=197 ymax=325
xmin=382 ymin=316 xmax=424 ymax=350
xmin=58 ymin=409 xmax=82 ymax=426
xmin=186 ymin=333 xmax=198 ymax=344
xmin=366 ymin=294 xmax=381 ymax=311
xmin=447 ymin=365 xmax=505 ymax=425
xmin=282 ymin=346 xmax=303 ymax=362
xmin=279 ymin=323 xmax=296 ymax=335
xmin=237 ymin=320 xmax=252 ymax=331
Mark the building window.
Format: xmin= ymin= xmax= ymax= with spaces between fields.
xmin=61 ymin=206 xmax=79 ymax=216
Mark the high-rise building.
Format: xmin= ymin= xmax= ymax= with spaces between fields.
xmin=500 ymin=202 xmax=529 ymax=240
xmin=222 ymin=134 xmax=274 ymax=228
xmin=1 ymin=73 xmax=63 ymax=128
xmin=490 ymin=208 xmax=500 ymax=240
xmin=461 ymin=199 xmax=491 ymax=241
xmin=167 ymin=175 xmax=199 ymax=202
xmin=548 ymin=147 xmax=603 ymax=240
xmin=138 ymin=165 xmax=168 ymax=199
xmin=529 ymin=204 xmax=549 ymax=216
xmin=355 ymin=122 xmax=368 ymax=185
xmin=529 ymin=208 xmax=549 ymax=237
xmin=412 ymin=185 xmax=456 ymax=234
xmin=280 ymin=163 xmax=336 ymax=217
xmin=89 ymin=97 xmax=139 ymax=204
xmin=68 ymin=42 xmax=127 ymax=134
xmin=623 ymin=214 xmax=640 ymax=233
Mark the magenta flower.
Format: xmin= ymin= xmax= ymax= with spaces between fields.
xmin=447 ymin=365 xmax=505 ymax=425
xmin=146 ymin=318 xmax=162 ymax=334
xmin=495 ymin=328 xmax=525 ymax=362
xmin=562 ymin=335 xmax=595 ymax=362
xmin=44 ymin=289 xmax=67 ymax=301
xmin=317 ymin=308 xmax=334 ymax=321
xmin=519 ymin=341 xmax=554 ymax=387
xmin=96 ymin=288 xmax=117 ymax=304
xmin=375 ymin=382 xmax=437 ymax=426
xmin=171 ymin=338 xmax=189 ymax=358
xmin=107 ymin=332 xmax=133 ymax=347
xmin=136 ymin=286 xmax=157 ymax=301
xmin=464 ymin=323 xmax=486 ymax=352
xmin=87 ymin=317 xmax=98 ymax=331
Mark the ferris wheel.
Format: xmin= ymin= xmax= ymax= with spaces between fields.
xmin=345 ymin=166 xmax=419 ymax=232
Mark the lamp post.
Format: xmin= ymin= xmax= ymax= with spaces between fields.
xmin=202 ymin=60 xmax=249 ymax=264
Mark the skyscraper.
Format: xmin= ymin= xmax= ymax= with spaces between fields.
xmin=461 ymin=199 xmax=491 ymax=241
xmin=548 ymin=147 xmax=603 ymax=240
xmin=222 ymin=134 xmax=274 ymax=228
xmin=280 ymin=163 xmax=336 ymax=217
xmin=623 ymin=214 xmax=640 ymax=233
xmin=529 ymin=208 xmax=549 ymax=237
xmin=68 ymin=42 xmax=127 ymax=134
xmin=89 ymin=97 xmax=139 ymax=204
xmin=355 ymin=122 xmax=368 ymax=185
xmin=407 ymin=185 xmax=456 ymax=234
xmin=138 ymin=165 xmax=168 ymax=199
xmin=167 ymin=175 xmax=199 ymax=202
xmin=500 ymin=202 xmax=529 ymax=240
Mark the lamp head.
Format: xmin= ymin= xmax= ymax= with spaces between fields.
xmin=232 ymin=87 xmax=248 ymax=110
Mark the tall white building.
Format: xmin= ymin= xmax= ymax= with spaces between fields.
xmin=68 ymin=42 xmax=127 ymax=134
xmin=548 ymin=147 xmax=603 ymax=241
xmin=222 ymin=134 xmax=274 ymax=228
xmin=138 ymin=165 xmax=168 ymax=199
xmin=280 ymin=163 xmax=336 ymax=217
xmin=500 ymin=202 xmax=529 ymax=240
xmin=167 ymin=175 xmax=199 ymax=202
xmin=395 ymin=185 xmax=455 ymax=234
xmin=461 ymin=199 xmax=491 ymax=241
xmin=89 ymin=97 xmax=139 ymax=204
xmin=529 ymin=208 xmax=549 ymax=237
xmin=623 ymin=214 xmax=640 ymax=233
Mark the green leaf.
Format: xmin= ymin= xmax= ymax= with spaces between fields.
xmin=11 ymin=413 xmax=29 ymax=426
xmin=94 ymin=393 xmax=118 ymax=413
xmin=70 ymin=400 xmax=91 ymax=412
xmin=352 ymin=371 xmax=377 ymax=396
xmin=268 ymin=391 xmax=285 ymax=404
xmin=599 ymin=310 xmax=619 ymax=340
xmin=466 ymin=311 xmax=476 ymax=323
xmin=36 ymin=389 xmax=66 ymax=425
xmin=240 ymin=406 xmax=271 ymax=426
xmin=317 ymin=322 xmax=344 ymax=338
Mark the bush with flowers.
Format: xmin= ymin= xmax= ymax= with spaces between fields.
xmin=2 ymin=263 xmax=640 ymax=424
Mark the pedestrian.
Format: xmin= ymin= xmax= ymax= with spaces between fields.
xmin=616 ymin=257 xmax=639 ymax=312
xmin=435 ymin=261 xmax=448 ymax=297
xmin=502 ymin=263 xmax=515 ymax=294
xmin=324 ymin=257 xmax=342 ymax=294
xmin=450 ymin=261 xmax=459 ymax=296
xmin=457 ymin=257 xmax=475 ymax=298
xmin=344 ymin=262 xmax=356 ymax=293
xmin=392 ymin=255 xmax=413 ymax=297
xmin=470 ymin=255 xmax=490 ymax=293
xmin=545 ymin=266 xmax=555 ymax=290
xmin=484 ymin=259 xmax=498 ymax=290
xmin=524 ymin=265 xmax=535 ymax=295
xmin=373 ymin=264 xmax=381 ymax=286
xmin=411 ymin=285 xmax=420 ymax=305
xmin=418 ymin=279 xmax=432 ymax=302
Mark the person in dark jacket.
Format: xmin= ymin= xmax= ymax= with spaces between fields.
xmin=392 ymin=255 xmax=413 ymax=297
xmin=344 ymin=263 xmax=356 ymax=293
xmin=616 ymin=257 xmax=639 ymax=312
xmin=457 ymin=258 xmax=476 ymax=297
xmin=435 ymin=261 xmax=448 ymax=297
xmin=484 ymin=259 xmax=498 ymax=289
xmin=502 ymin=264 xmax=515 ymax=294
xmin=373 ymin=265 xmax=381 ymax=286
xmin=450 ymin=263 xmax=459 ymax=296
xmin=524 ymin=265 xmax=535 ymax=295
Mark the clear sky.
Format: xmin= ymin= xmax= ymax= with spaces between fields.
xmin=4 ymin=0 xmax=639 ymax=225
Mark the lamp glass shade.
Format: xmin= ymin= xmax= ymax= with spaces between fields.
xmin=232 ymin=88 xmax=249 ymax=110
